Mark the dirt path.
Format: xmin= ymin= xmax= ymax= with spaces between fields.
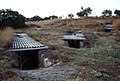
xmin=11 ymin=65 xmax=76 ymax=81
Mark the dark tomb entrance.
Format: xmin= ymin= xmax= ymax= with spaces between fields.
xmin=63 ymin=30 xmax=86 ymax=48
xmin=8 ymin=33 xmax=49 ymax=70
xmin=19 ymin=50 xmax=39 ymax=70
xmin=68 ymin=40 xmax=84 ymax=48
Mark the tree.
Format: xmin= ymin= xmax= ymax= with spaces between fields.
xmin=44 ymin=17 xmax=50 ymax=20
xmin=77 ymin=11 xmax=84 ymax=17
xmin=49 ymin=15 xmax=58 ymax=20
xmin=76 ymin=7 xmax=92 ymax=17
xmin=102 ymin=9 xmax=112 ymax=17
xmin=85 ymin=7 xmax=92 ymax=16
xmin=44 ymin=15 xmax=58 ymax=20
xmin=30 ymin=15 xmax=43 ymax=21
xmin=0 ymin=9 xmax=25 ymax=29
xmin=114 ymin=9 xmax=120 ymax=16
xmin=68 ymin=13 xmax=74 ymax=18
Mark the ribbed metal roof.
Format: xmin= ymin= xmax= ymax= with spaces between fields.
xmin=63 ymin=35 xmax=86 ymax=40
xmin=8 ymin=33 xmax=48 ymax=51
xmin=63 ymin=31 xmax=86 ymax=40
xmin=104 ymin=24 xmax=113 ymax=29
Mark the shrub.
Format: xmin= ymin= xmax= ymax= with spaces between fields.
xmin=0 ymin=9 xmax=25 ymax=29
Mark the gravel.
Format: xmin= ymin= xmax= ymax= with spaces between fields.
xmin=11 ymin=65 xmax=76 ymax=81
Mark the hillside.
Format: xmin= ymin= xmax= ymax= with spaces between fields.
xmin=0 ymin=17 xmax=120 ymax=81
xmin=26 ymin=17 xmax=120 ymax=42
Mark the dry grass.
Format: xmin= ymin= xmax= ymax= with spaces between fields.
xmin=24 ymin=17 xmax=120 ymax=81
xmin=0 ymin=27 xmax=25 ymax=48
xmin=26 ymin=18 xmax=63 ymax=27
xmin=26 ymin=17 xmax=120 ymax=33
xmin=0 ymin=17 xmax=120 ymax=81
xmin=0 ymin=27 xmax=15 ymax=47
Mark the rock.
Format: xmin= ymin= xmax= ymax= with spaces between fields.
xmin=53 ymin=63 xmax=60 ymax=68
xmin=11 ymin=66 xmax=76 ymax=81
xmin=90 ymin=70 xmax=97 ymax=74
xmin=91 ymin=70 xmax=110 ymax=78
xmin=117 ymin=75 xmax=120 ymax=78
xmin=94 ymin=72 xmax=103 ymax=78
xmin=43 ymin=58 xmax=52 ymax=68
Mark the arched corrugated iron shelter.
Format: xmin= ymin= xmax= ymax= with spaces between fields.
xmin=8 ymin=32 xmax=48 ymax=70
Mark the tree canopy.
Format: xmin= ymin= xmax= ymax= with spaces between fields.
xmin=76 ymin=7 xmax=92 ymax=17
xmin=102 ymin=9 xmax=112 ymax=17
xmin=28 ymin=15 xmax=43 ymax=21
xmin=114 ymin=10 xmax=120 ymax=16
xmin=0 ymin=9 xmax=26 ymax=29
xmin=27 ymin=15 xmax=58 ymax=21
xmin=68 ymin=13 xmax=74 ymax=18
xmin=49 ymin=15 xmax=58 ymax=20
xmin=43 ymin=15 xmax=58 ymax=20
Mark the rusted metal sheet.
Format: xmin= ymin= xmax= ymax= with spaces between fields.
xmin=8 ymin=33 xmax=48 ymax=51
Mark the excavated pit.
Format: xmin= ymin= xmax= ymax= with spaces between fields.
xmin=17 ymin=50 xmax=39 ymax=70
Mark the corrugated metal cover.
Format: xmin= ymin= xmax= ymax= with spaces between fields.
xmin=63 ymin=35 xmax=86 ymax=40
xmin=63 ymin=33 xmax=86 ymax=40
xmin=8 ymin=33 xmax=48 ymax=51
xmin=104 ymin=24 xmax=113 ymax=29
xmin=63 ymin=30 xmax=86 ymax=40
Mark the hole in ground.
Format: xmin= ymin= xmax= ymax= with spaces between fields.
xmin=104 ymin=29 xmax=112 ymax=32
xmin=18 ymin=50 xmax=39 ymax=70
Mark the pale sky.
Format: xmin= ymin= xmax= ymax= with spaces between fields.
xmin=0 ymin=0 xmax=120 ymax=18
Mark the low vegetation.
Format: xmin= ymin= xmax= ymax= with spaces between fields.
xmin=0 ymin=17 xmax=120 ymax=81
xmin=0 ymin=27 xmax=14 ymax=47
xmin=0 ymin=9 xmax=25 ymax=29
